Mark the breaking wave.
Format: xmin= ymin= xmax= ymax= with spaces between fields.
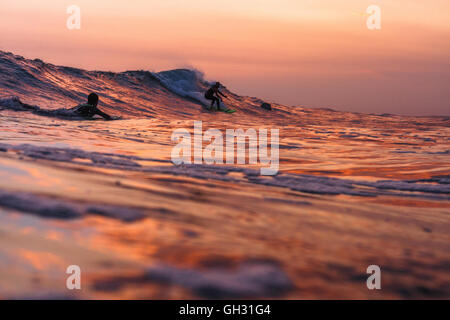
xmin=0 ymin=96 xmax=87 ymax=119
xmin=152 ymin=69 xmax=215 ymax=107
xmin=0 ymin=50 xmax=265 ymax=119
xmin=0 ymin=96 xmax=122 ymax=120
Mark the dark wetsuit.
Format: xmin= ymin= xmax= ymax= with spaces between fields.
xmin=74 ymin=103 xmax=111 ymax=120
xmin=205 ymin=87 xmax=223 ymax=109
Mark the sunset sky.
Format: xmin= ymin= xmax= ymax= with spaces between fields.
xmin=0 ymin=0 xmax=449 ymax=115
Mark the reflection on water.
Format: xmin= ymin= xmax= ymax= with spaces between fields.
xmin=0 ymin=108 xmax=449 ymax=299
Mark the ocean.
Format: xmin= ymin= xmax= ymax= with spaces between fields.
xmin=0 ymin=50 xmax=449 ymax=299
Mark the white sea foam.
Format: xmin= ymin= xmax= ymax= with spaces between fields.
xmin=93 ymin=260 xmax=293 ymax=299
xmin=1 ymin=143 xmax=448 ymax=200
xmin=152 ymin=69 xmax=215 ymax=107
xmin=0 ymin=189 xmax=145 ymax=222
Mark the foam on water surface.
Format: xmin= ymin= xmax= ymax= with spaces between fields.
xmin=0 ymin=51 xmax=449 ymax=299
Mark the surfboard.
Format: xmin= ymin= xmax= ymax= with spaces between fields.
xmin=204 ymin=101 xmax=236 ymax=113
xmin=222 ymin=109 xmax=236 ymax=114
xmin=218 ymin=103 xmax=236 ymax=113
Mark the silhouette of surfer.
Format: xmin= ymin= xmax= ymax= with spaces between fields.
xmin=205 ymin=82 xmax=227 ymax=111
xmin=73 ymin=93 xmax=112 ymax=120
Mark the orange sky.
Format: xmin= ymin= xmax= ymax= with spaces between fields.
xmin=0 ymin=0 xmax=449 ymax=115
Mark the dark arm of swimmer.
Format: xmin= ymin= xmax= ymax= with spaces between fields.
xmin=95 ymin=108 xmax=112 ymax=120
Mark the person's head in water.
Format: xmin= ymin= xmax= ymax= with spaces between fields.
xmin=88 ymin=93 xmax=99 ymax=107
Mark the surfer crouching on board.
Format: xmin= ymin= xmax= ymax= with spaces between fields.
xmin=205 ymin=82 xmax=227 ymax=111
xmin=73 ymin=93 xmax=112 ymax=120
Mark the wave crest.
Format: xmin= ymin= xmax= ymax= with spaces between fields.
xmin=0 ymin=96 xmax=96 ymax=120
